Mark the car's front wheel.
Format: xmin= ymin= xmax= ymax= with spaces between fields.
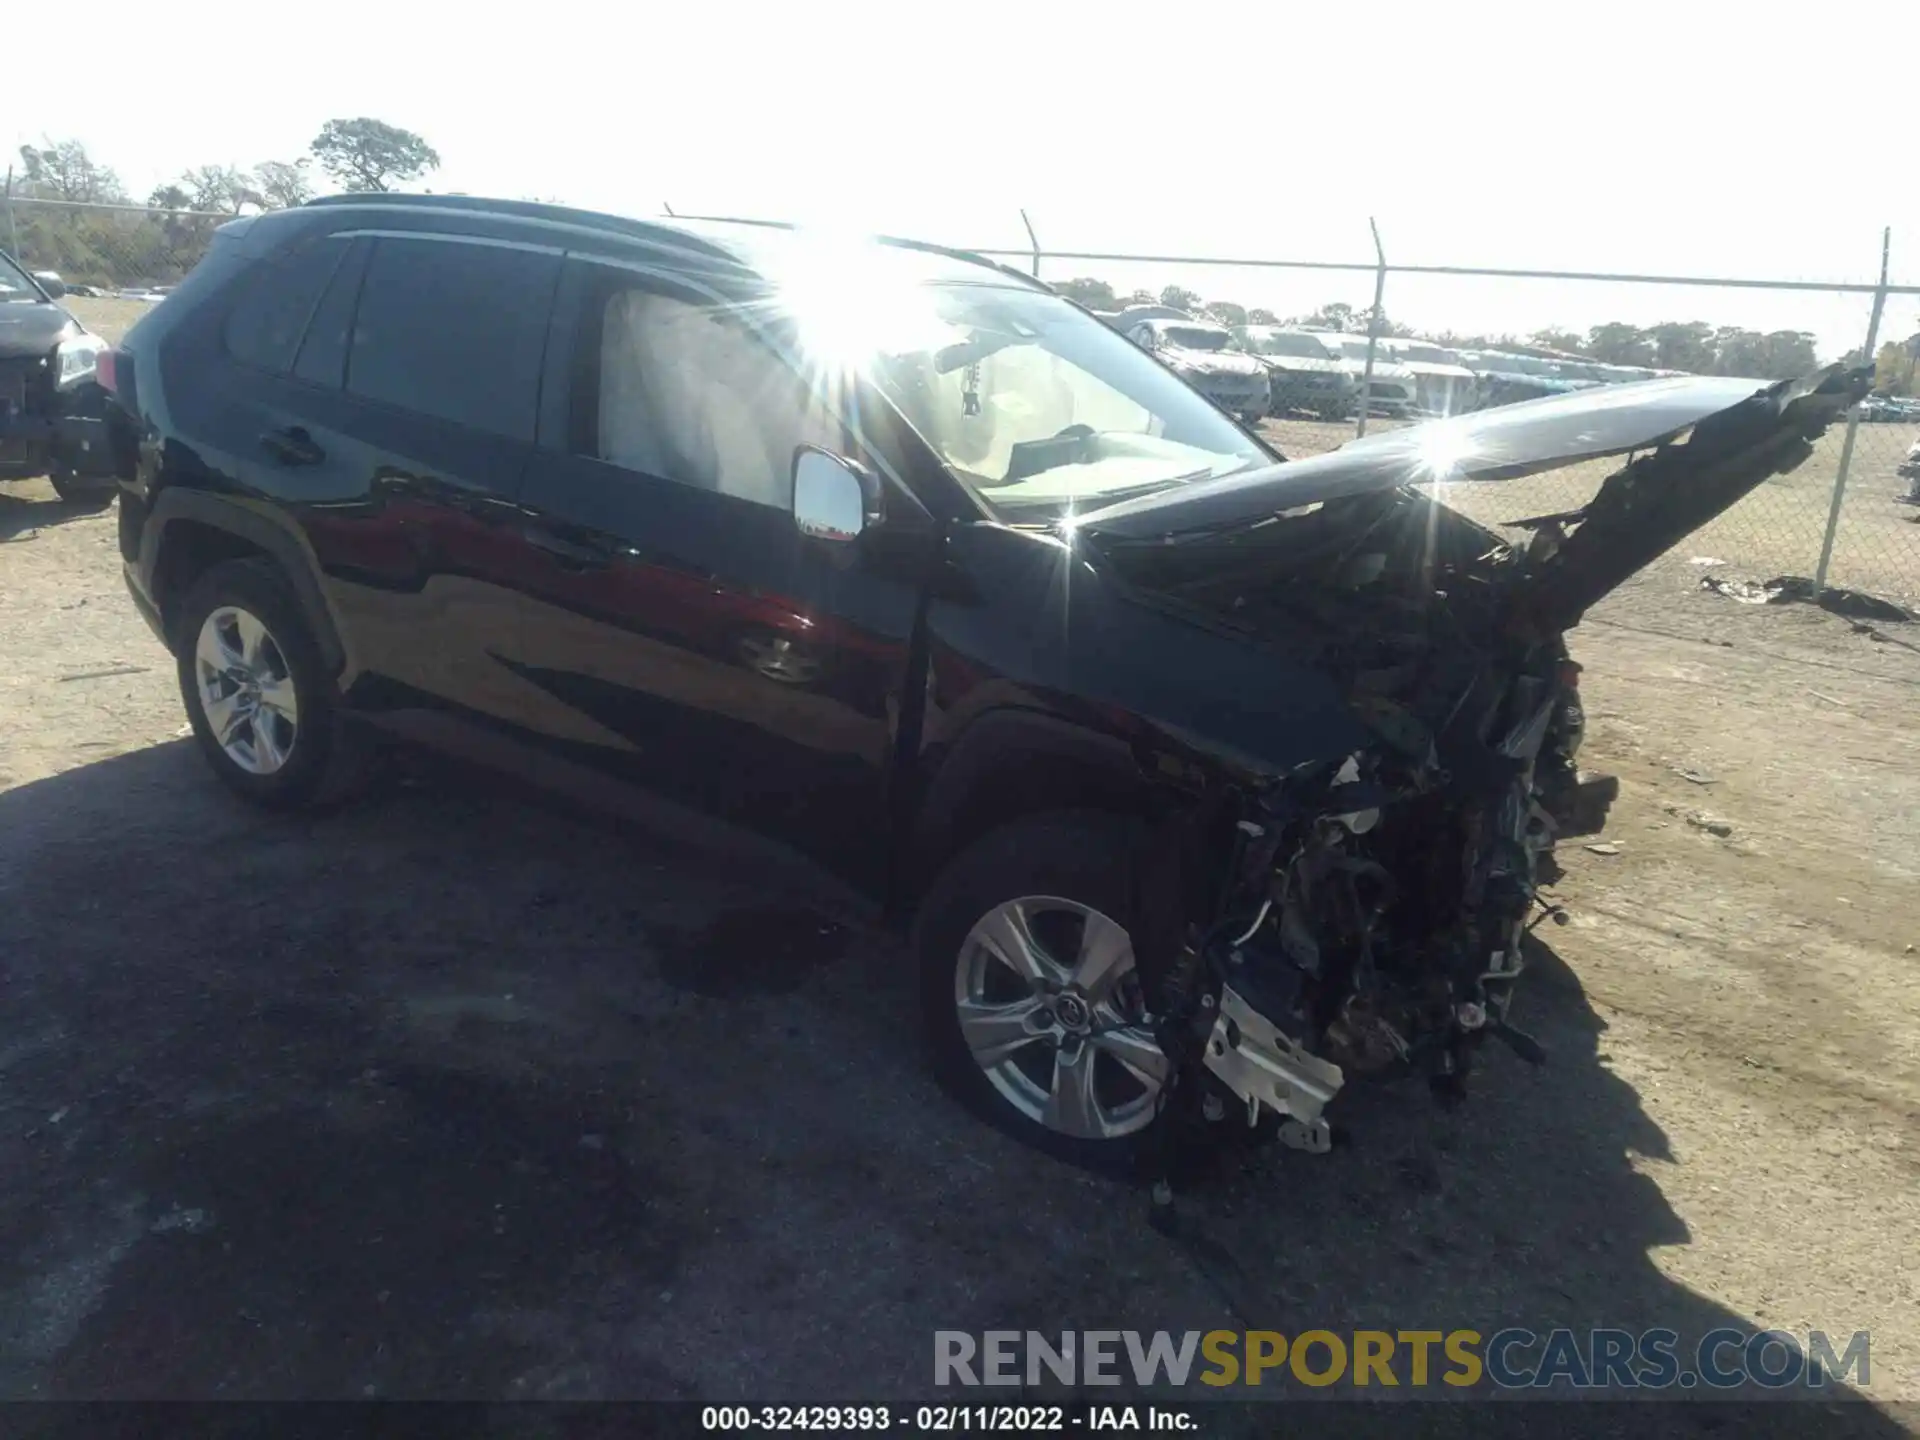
xmin=916 ymin=811 xmax=1174 ymax=1171
xmin=48 ymin=465 xmax=116 ymax=509
xmin=174 ymin=558 xmax=365 ymax=810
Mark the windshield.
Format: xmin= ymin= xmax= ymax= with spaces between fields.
xmin=1160 ymin=324 xmax=1230 ymax=352
xmin=779 ymin=276 xmax=1266 ymax=517
xmin=0 ymin=252 xmax=45 ymax=304
xmin=1240 ymin=328 xmax=1331 ymax=360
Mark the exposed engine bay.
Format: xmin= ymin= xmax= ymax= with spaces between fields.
xmin=1105 ymin=486 xmax=1592 ymax=1152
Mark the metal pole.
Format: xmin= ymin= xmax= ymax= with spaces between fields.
xmin=1020 ymin=209 xmax=1041 ymax=279
xmin=3 ymin=167 xmax=18 ymax=259
xmin=1355 ymin=218 xmax=1387 ymax=440
xmin=662 ymin=201 xmax=677 ymax=217
xmin=1814 ymin=226 xmax=1890 ymax=590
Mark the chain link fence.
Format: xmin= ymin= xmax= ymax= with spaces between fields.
xmin=929 ymin=228 xmax=1920 ymax=610
xmin=2 ymin=195 xmax=229 ymax=344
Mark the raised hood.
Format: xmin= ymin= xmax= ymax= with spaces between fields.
xmin=1078 ymin=365 xmax=1871 ymax=629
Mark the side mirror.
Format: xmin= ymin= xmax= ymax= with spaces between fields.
xmin=791 ymin=447 xmax=875 ymax=544
xmin=37 ymin=274 xmax=67 ymax=299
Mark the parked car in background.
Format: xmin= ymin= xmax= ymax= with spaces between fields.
xmin=1123 ymin=316 xmax=1270 ymax=425
xmin=1460 ymin=350 xmax=1583 ymax=409
xmin=1308 ymin=333 xmax=1420 ymax=417
xmin=1231 ymin=325 xmax=1360 ymax=420
xmin=1385 ymin=339 xmax=1480 ymax=416
xmin=0 ymin=247 xmax=119 ymax=501
xmin=1857 ymin=395 xmax=1905 ymax=422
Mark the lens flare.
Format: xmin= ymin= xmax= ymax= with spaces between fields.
xmin=764 ymin=231 xmax=952 ymax=373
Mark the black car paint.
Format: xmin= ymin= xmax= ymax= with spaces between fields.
xmin=113 ymin=200 xmax=1848 ymax=920
xmin=118 ymin=202 xmax=1340 ymax=909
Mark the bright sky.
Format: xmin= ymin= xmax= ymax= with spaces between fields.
xmin=8 ymin=0 xmax=1917 ymax=357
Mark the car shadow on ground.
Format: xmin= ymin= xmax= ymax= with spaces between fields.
xmin=0 ymin=484 xmax=111 ymax=542
xmin=0 ymin=741 xmax=1904 ymax=1435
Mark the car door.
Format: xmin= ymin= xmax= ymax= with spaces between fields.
xmin=248 ymin=228 xmax=567 ymax=734
xmin=510 ymin=259 xmax=930 ymax=892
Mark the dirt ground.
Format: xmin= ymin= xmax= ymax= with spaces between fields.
xmin=2 ymin=469 xmax=1917 ymax=1428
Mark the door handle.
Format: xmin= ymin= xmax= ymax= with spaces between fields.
xmin=260 ymin=425 xmax=324 ymax=466
xmin=521 ymin=524 xmax=613 ymax=569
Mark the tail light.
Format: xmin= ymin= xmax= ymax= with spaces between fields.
xmin=96 ymin=348 xmax=119 ymax=395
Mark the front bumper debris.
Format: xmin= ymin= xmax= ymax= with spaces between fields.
xmin=1201 ymin=985 xmax=1345 ymax=1144
xmin=0 ymin=407 xmax=115 ymax=478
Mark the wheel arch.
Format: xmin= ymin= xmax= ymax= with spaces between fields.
xmin=905 ymin=708 xmax=1178 ymax=905
xmin=144 ymin=490 xmax=348 ymax=676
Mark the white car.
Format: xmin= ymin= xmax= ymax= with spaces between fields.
xmin=1311 ymin=333 xmax=1421 ymax=417
xmin=1386 ymin=340 xmax=1481 ymax=416
xmin=1125 ymin=317 xmax=1271 ymax=425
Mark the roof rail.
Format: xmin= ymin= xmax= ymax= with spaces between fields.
xmin=663 ymin=211 xmax=1048 ymax=291
xmin=301 ymin=193 xmax=741 ymax=262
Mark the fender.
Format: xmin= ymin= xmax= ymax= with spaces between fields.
xmin=142 ymin=487 xmax=352 ymax=679
xmin=907 ymin=705 xmax=1169 ymax=894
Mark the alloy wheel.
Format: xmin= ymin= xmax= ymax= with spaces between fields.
xmin=193 ymin=605 xmax=299 ymax=775
xmin=953 ymin=896 xmax=1170 ymax=1140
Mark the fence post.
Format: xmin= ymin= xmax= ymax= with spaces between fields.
xmin=3 ymin=167 xmax=17 ymax=259
xmin=1814 ymin=226 xmax=1890 ymax=590
xmin=1020 ymin=209 xmax=1041 ymax=280
xmin=1354 ymin=218 xmax=1387 ymax=439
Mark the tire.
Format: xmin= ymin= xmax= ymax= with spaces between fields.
xmin=173 ymin=557 xmax=366 ymax=810
xmin=914 ymin=810 xmax=1173 ymax=1173
xmin=48 ymin=466 xmax=116 ymax=509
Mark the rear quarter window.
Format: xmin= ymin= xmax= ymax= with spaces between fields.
xmin=222 ymin=237 xmax=352 ymax=374
xmin=345 ymin=236 xmax=558 ymax=442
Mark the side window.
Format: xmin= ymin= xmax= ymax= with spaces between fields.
xmin=590 ymin=286 xmax=844 ymax=509
xmin=346 ymin=237 xmax=557 ymax=442
xmin=223 ymin=237 xmax=349 ymax=374
xmin=291 ymin=238 xmax=371 ymax=389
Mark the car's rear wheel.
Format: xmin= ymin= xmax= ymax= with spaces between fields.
xmin=916 ymin=811 xmax=1173 ymax=1171
xmin=174 ymin=558 xmax=365 ymax=810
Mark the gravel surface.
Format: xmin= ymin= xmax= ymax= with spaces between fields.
xmin=2 ymin=475 xmax=1915 ymax=1429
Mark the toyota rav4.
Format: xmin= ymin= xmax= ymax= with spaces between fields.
xmin=103 ymin=196 xmax=1867 ymax=1174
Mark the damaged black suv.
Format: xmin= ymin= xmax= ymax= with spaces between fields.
xmin=104 ymin=196 xmax=1866 ymax=1169
xmin=0 ymin=247 xmax=117 ymax=501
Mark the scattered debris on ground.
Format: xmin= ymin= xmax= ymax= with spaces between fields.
xmin=1701 ymin=573 xmax=1914 ymax=623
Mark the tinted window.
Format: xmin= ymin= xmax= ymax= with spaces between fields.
xmin=224 ymin=237 xmax=349 ymax=373
xmin=592 ymin=286 xmax=844 ymax=509
xmin=291 ymin=239 xmax=370 ymax=388
xmin=347 ymin=237 xmax=557 ymax=442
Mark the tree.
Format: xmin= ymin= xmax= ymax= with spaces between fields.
xmin=1646 ymin=321 xmax=1715 ymax=374
xmin=1293 ymin=301 xmax=1356 ymax=332
xmin=253 ymin=159 xmax=314 ymax=210
xmin=1529 ymin=328 xmax=1586 ymax=354
xmin=173 ymin=165 xmax=262 ymax=216
xmin=1586 ymin=322 xmax=1654 ymax=366
xmin=1159 ymin=285 xmax=1202 ymax=312
xmin=309 ymin=118 xmax=440 ymax=193
xmin=1204 ymin=300 xmax=1247 ymax=327
xmin=16 ymin=138 xmax=126 ymax=203
xmin=1054 ymin=277 xmax=1118 ymax=310
xmin=1247 ymin=308 xmax=1279 ymax=325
